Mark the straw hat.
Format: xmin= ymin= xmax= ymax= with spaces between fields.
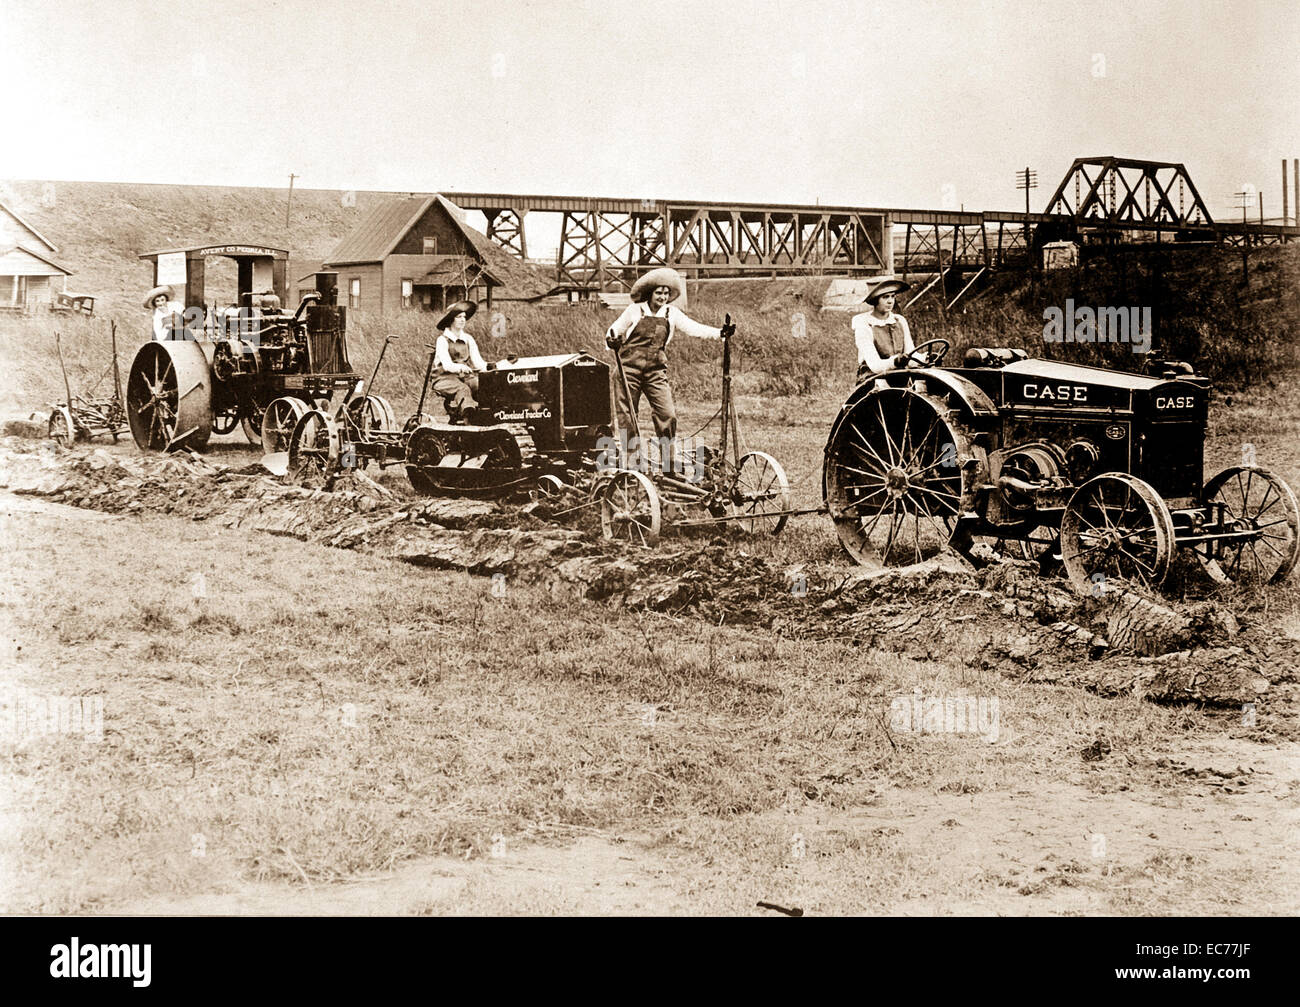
xmin=864 ymin=279 xmax=910 ymax=306
xmin=629 ymin=267 xmax=685 ymax=304
xmin=436 ymin=299 xmax=478 ymax=331
xmin=143 ymin=284 xmax=175 ymax=309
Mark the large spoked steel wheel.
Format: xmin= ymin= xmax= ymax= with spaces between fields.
xmin=287 ymin=409 xmax=340 ymax=487
xmin=126 ymin=340 xmax=213 ymax=452
xmin=824 ymin=387 xmax=972 ymax=566
xmin=731 ymin=451 xmax=791 ymax=534
xmin=1061 ymin=473 xmax=1175 ymax=592
xmin=601 ymin=470 xmax=661 ymax=546
xmin=261 ymin=397 xmax=309 ymax=454
xmin=1196 ymin=465 xmax=1300 ymax=586
xmin=48 ymin=407 xmax=76 ymax=447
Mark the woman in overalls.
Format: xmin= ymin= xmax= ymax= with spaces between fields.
xmin=605 ymin=267 xmax=734 ymax=470
xmin=852 ymin=279 xmax=914 ymax=381
xmin=431 ymin=300 xmax=488 ymax=419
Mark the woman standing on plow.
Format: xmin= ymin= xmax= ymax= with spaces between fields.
xmin=605 ymin=267 xmax=734 ymax=472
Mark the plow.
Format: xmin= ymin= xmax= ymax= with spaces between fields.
xmin=48 ymin=324 xmax=127 ymax=446
xmin=596 ymin=316 xmax=804 ymax=545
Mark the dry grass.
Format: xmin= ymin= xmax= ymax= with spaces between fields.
xmin=2 ymin=486 xmax=1290 ymax=914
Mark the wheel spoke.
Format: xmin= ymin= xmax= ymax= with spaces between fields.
xmin=902 ymin=414 xmax=942 ymax=471
xmin=883 ymin=503 xmax=902 ymax=558
xmin=850 ymin=418 xmax=892 ymax=473
xmin=875 ymin=398 xmax=898 ymax=466
xmin=859 ymin=497 xmax=892 ymax=538
xmin=847 ymin=443 xmax=889 ymax=475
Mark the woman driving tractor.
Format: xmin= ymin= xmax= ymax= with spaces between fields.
xmin=431 ymin=299 xmax=488 ymax=420
xmin=852 ymin=279 xmax=916 ymax=379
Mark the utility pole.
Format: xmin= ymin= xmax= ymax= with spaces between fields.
xmin=1016 ymin=166 xmax=1038 ymax=214
xmin=1233 ymin=190 xmax=1250 ymax=283
xmin=286 ymin=173 xmax=298 ymax=228
xmin=1015 ymin=167 xmax=1038 ymax=261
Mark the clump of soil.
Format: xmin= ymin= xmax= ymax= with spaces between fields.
xmin=3 ymin=437 xmax=1295 ymax=711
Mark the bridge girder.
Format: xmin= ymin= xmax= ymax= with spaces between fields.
xmin=440 ymin=170 xmax=1297 ymax=292
xmin=1045 ymin=157 xmax=1215 ymax=229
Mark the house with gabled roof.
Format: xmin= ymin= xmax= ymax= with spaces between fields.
xmin=0 ymin=200 xmax=73 ymax=312
xmin=319 ymin=194 xmax=506 ymax=315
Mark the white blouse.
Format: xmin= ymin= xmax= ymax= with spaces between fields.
xmin=851 ymin=311 xmax=914 ymax=374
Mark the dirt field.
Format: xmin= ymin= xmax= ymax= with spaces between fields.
xmin=2 ymin=378 xmax=1299 ymax=916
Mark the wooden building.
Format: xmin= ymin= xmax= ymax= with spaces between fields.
xmin=0 ymin=201 xmax=73 ymax=312
xmin=322 ymin=195 xmax=503 ymax=314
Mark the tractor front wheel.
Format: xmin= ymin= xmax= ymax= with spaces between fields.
xmin=1061 ymin=473 xmax=1175 ymax=593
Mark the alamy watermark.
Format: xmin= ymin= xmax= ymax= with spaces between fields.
xmin=162 ymin=306 xmax=274 ymax=345
xmin=595 ymin=431 xmax=709 ymax=483
xmin=1043 ymin=299 xmax=1151 ymax=353
xmin=889 ymin=689 xmax=1000 ymax=743
xmin=3 ymin=694 xmax=104 ymax=743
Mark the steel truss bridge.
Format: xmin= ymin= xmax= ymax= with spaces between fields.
xmin=441 ymin=158 xmax=1299 ymax=297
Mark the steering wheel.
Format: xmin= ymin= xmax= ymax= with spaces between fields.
xmin=899 ymin=338 xmax=950 ymax=368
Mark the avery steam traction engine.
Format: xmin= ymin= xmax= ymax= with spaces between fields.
xmin=126 ymin=244 xmax=356 ymax=452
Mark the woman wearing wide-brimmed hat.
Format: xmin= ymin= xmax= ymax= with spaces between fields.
xmin=431 ymin=300 xmax=488 ymax=419
xmin=605 ymin=267 xmax=734 ymax=464
xmin=852 ymin=278 xmax=914 ymax=379
xmin=143 ymin=284 xmax=183 ymax=342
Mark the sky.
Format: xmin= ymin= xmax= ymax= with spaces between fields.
xmin=2 ymin=0 xmax=1297 ymax=222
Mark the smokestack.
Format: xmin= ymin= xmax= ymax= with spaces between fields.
xmin=1294 ymin=159 xmax=1298 ymax=228
xmin=1286 ymin=160 xmax=1291 ymax=226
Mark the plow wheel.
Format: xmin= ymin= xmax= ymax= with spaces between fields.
xmin=1195 ymin=466 xmax=1300 ymax=586
xmin=731 ymin=451 xmax=791 ymax=534
xmin=824 ymin=386 xmax=974 ymax=566
xmin=126 ymin=340 xmax=213 ymax=452
xmin=287 ymin=409 xmax=341 ymax=488
xmin=346 ymin=394 xmax=397 ymax=437
xmin=261 ymin=397 xmax=309 ymax=455
xmin=48 ymin=407 xmax=76 ymax=447
xmin=404 ymin=426 xmax=447 ymax=495
xmin=601 ymin=470 xmax=661 ymax=546
xmin=535 ymin=474 xmax=565 ymax=498
xmin=402 ymin=412 xmax=437 ymax=435
xmin=1061 ymin=473 xmax=1175 ymax=593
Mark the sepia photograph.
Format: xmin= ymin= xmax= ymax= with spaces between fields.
xmin=0 ymin=0 xmax=1296 ymax=946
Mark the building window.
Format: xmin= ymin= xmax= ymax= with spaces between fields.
xmin=3 ymin=275 xmax=28 ymax=307
xmin=421 ymin=237 xmax=437 ymax=254
xmin=401 ymin=278 xmax=413 ymax=309
xmin=348 ymin=278 xmax=360 ymax=308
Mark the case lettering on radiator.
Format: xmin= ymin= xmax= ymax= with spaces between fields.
xmin=1022 ymin=383 xmax=1087 ymax=402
